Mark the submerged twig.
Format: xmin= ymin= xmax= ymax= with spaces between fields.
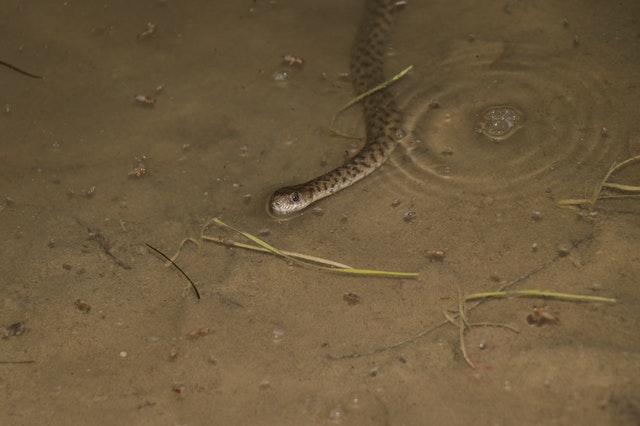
xmin=0 ymin=59 xmax=43 ymax=79
xmin=465 ymin=289 xmax=616 ymax=304
xmin=457 ymin=289 xmax=475 ymax=368
xmin=559 ymin=153 xmax=640 ymax=211
xmin=328 ymin=236 xmax=614 ymax=362
xmin=202 ymin=218 xmax=418 ymax=278
xmin=452 ymin=289 xmax=614 ymax=369
xmin=85 ymin=226 xmax=132 ymax=269
xmin=200 ymin=235 xmax=353 ymax=269
xmin=339 ymin=65 xmax=413 ymax=112
xmin=146 ymin=243 xmax=200 ymax=300
xmin=330 ymin=65 xmax=413 ymax=138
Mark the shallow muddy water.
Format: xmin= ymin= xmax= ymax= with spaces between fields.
xmin=1 ymin=0 xmax=639 ymax=425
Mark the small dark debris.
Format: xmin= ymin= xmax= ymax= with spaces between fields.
xmin=343 ymin=292 xmax=361 ymax=305
xmin=75 ymin=299 xmax=91 ymax=313
xmin=5 ymin=321 xmax=25 ymax=337
xmin=403 ymin=210 xmax=417 ymax=222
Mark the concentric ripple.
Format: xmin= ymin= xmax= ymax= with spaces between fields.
xmin=389 ymin=39 xmax=628 ymax=202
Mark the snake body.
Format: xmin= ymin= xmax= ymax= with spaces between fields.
xmin=268 ymin=0 xmax=403 ymax=216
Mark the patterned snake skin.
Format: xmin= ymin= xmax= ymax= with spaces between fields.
xmin=269 ymin=0 xmax=403 ymax=216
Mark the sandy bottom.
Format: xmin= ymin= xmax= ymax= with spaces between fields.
xmin=2 ymin=0 xmax=639 ymax=425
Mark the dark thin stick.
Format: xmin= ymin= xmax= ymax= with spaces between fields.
xmin=146 ymin=243 xmax=200 ymax=300
xmin=0 ymin=60 xmax=43 ymax=79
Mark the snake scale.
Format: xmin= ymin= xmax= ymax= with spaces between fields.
xmin=268 ymin=0 xmax=404 ymax=217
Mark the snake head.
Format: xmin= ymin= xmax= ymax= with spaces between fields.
xmin=268 ymin=186 xmax=314 ymax=217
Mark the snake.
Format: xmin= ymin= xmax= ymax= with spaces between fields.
xmin=268 ymin=0 xmax=404 ymax=217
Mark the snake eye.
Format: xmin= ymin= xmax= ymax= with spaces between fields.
xmin=291 ymin=192 xmax=300 ymax=202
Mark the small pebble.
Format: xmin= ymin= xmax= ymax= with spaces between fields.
xmin=272 ymin=70 xmax=289 ymax=81
xmin=186 ymin=327 xmax=210 ymax=338
xmin=259 ymin=379 xmax=271 ymax=389
xmin=573 ymin=34 xmax=580 ymax=47
xmin=169 ymin=347 xmax=178 ymax=360
xmin=557 ymin=243 xmax=572 ymax=257
xmin=426 ymin=249 xmax=445 ymax=261
xmin=272 ymin=328 xmax=285 ymax=341
xmin=403 ymin=210 xmax=417 ymax=222
xmin=282 ymin=54 xmax=303 ymax=66
xmin=440 ymin=145 xmax=454 ymax=156
xmin=328 ymin=406 xmax=344 ymax=421
xmin=438 ymin=166 xmax=452 ymax=176
xmin=75 ymin=299 xmax=91 ymax=313
xmin=349 ymin=395 xmax=361 ymax=407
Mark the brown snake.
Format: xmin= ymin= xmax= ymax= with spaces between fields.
xmin=268 ymin=0 xmax=404 ymax=217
